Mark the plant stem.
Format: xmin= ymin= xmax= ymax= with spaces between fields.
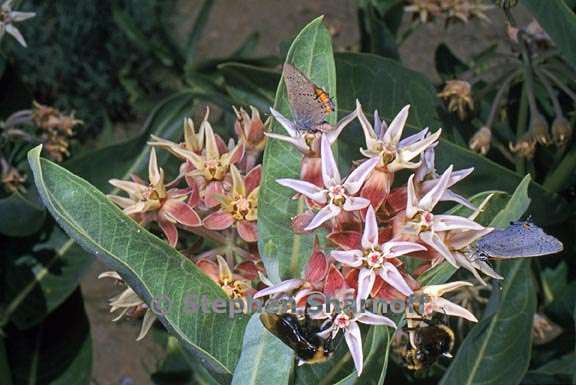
xmin=539 ymin=68 xmax=576 ymax=102
xmin=515 ymin=83 xmax=529 ymax=175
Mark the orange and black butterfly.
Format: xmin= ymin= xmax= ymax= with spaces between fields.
xmin=283 ymin=63 xmax=335 ymax=132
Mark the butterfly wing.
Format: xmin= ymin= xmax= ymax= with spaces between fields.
xmin=477 ymin=222 xmax=563 ymax=259
xmin=283 ymin=64 xmax=331 ymax=131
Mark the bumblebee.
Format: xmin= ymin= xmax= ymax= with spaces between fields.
xmin=260 ymin=312 xmax=335 ymax=365
xmin=395 ymin=317 xmax=455 ymax=371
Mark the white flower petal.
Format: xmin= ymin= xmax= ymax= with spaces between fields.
xmin=265 ymin=132 xmax=309 ymax=153
xmin=5 ymin=24 xmax=27 ymax=47
xmin=380 ymin=263 xmax=413 ymax=296
xmin=432 ymin=297 xmax=478 ymax=322
xmin=269 ymin=107 xmax=298 ymax=137
xmin=331 ymin=250 xmax=363 ymax=267
xmin=419 ymin=165 xmax=453 ymax=211
xmin=357 ymin=268 xmax=376 ymax=300
xmin=276 ymin=178 xmax=326 ymax=203
xmin=399 ymin=128 xmax=429 ymax=147
xmin=356 ymin=312 xmax=396 ymax=328
xmin=420 ymin=231 xmax=458 ymax=267
xmin=383 ymin=241 xmax=427 ymax=257
xmin=343 ymin=157 xmax=379 ymax=194
xmin=343 ymin=196 xmax=370 ymax=212
xmin=321 ymin=134 xmax=341 ymax=186
xmin=406 ymin=174 xmax=419 ymax=219
xmin=361 ymin=205 xmax=379 ymax=249
xmin=254 ymin=278 xmax=304 ymax=299
xmin=433 ymin=215 xmax=484 ymax=232
xmin=304 ymin=205 xmax=340 ymax=231
xmin=344 ymin=321 xmax=364 ymax=375
xmin=355 ymin=100 xmax=378 ymax=150
xmin=326 ymin=109 xmax=357 ymax=144
xmin=383 ymin=105 xmax=410 ymax=145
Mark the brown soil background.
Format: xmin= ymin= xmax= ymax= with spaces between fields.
xmin=82 ymin=2 xmax=530 ymax=384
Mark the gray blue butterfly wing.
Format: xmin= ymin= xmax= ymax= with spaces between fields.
xmin=477 ymin=221 xmax=563 ymax=259
xmin=283 ymin=64 xmax=331 ymax=131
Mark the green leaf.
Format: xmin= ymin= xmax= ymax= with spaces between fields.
xmin=435 ymin=43 xmax=469 ymax=80
xmin=219 ymin=62 xmax=280 ymax=111
xmin=0 ymin=192 xmax=46 ymax=237
xmin=258 ymin=16 xmax=336 ymax=282
xmin=335 ymin=52 xmax=568 ymax=225
xmin=523 ymin=0 xmax=576 ymax=69
xmin=231 ymin=315 xmax=294 ymax=385
xmin=5 ymin=290 xmax=92 ymax=385
xmin=523 ymin=352 xmax=576 ymax=385
xmin=439 ymin=175 xmax=536 ymax=385
xmin=185 ymin=0 xmax=215 ymax=67
xmin=28 ymin=146 xmax=249 ymax=376
xmin=0 ymin=91 xmax=196 ymax=330
xmin=0 ymin=337 xmax=13 ymax=385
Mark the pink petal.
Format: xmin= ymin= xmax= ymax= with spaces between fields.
xmin=344 ymin=157 xmax=379 ymax=195
xmin=276 ymin=178 xmax=326 ymax=203
xmin=320 ymin=134 xmax=341 ymax=186
xmin=324 ymin=265 xmax=346 ymax=296
xmin=254 ymin=278 xmax=303 ymax=299
xmin=304 ymin=205 xmax=341 ymax=231
xmin=327 ymin=231 xmax=362 ymax=250
xmin=383 ymin=105 xmax=410 ymax=145
xmin=331 ymin=250 xmax=363 ymax=268
xmin=159 ymin=220 xmax=178 ymax=247
xmin=229 ymin=142 xmax=245 ymax=165
xmin=419 ymin=165 xmax=453 ymax=212
xmin=304 ymin=238 xmax=330 ymax=282
xmin=379 ymin=263 xmax=413 ymax=296
xmin=245 ymin=165 xmax=262 ymax=194
xmin=357 ymin=268 xmax=376 ymax=300
xmin=344 ymin=322 xmax=364 ymax=375
xmin=419 ymin=231 xmax=458 ymax=267
xmin=203 ymin=211 xmax=234 ymax=230
xmin=163 ymin=200 xmax=201 ymax=227
xmin=237 ymin=221 xmax=258 ymax=243
xmin=356 ymin=312 xmax=396 ymax=328
xmin=300 ymin=156 xmax=323 ymax=186
xmin=360 ymin=170 xmax=392 ymax=212
xmin=204 ymin=182 xmax=225 ymax=208
xmin=361 ymin=205 xmax=379 ymax=249
xmin=343 ymin=197 xmax=370 ymax=212
xmin=148 ymin=148 xmax=162 ymax=186
xmin=433 ymin=215 xmax=484 ymax=232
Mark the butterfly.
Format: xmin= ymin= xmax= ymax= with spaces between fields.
xmin=283 ymin=63 xmax=335 ymax=133
xmin=475 ymin=221 xmax=563 ymax=259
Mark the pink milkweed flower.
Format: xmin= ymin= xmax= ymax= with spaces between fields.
xmin=331 ymin=205 xmax=427 ymax=299
xmin=148 ymin=113 xmax=207 ymax=156
xmin=394 ymin=166 xmax=484 ymax=267
xmin=440 ymin=194 xmax=502 ymax=285
xmin=254 ymin=237 xmax=329 ymax=306
xmin=160 ymin=116 xmax=244 ymax=208
xmin=197 ymin=255 xmax=256 ymax=303
xmin=313 ymin=283 xmax=396 ymax=375
xmin=108 ymin=148 xmax=201 ymax=247
xmin=203 ymin=164 xmax=261 ymax=243
xmin=356 ymin=101 xmax=441 ymax=210
xmin=412 ymin=281 xmax=478 ymax=322
xmin=277 ymin=134 xmax=378 ymax=231
xmin=233 ymin=106 xmax=266 ymax=171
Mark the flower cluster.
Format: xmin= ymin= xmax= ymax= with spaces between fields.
xmin=0 ymin=0 xmax=35 ymax=47
xmin=106 ymin=107 xmax=267 ymax=338
xmin=255 ymin=101 xmax=500 ymax=374
xmin=404 ymin=0 xmax=492 ymax=25
xmin=31 ymin=102 xmax=81 ymax=162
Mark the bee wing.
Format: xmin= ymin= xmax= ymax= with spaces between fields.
xmin=283 ymin=63 xmax=329 ymax=130
xmin=477 ymin=223 xmax=563 ymax=259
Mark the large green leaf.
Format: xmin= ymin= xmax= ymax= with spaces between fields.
xmin=0 ymin=192 xmax=46 ymax=237
xmin=28 ymin=146 xmax=249 ymax=376
xmin=231 ymin=315 xmax=294 ymax=385
xmin=335 ymin=52 xmax=568 ymax=225
xmin=258 ymin=17 xmax=337 ymax=282
xmin=439 ymin=175 xmax=536 ymax=385
xmin=523 ymin=0 xmax=576 ymax=69
xmin=5 ymin=290 xmax=92 ymax=385
xmin=1 ymin=91 xmax=196 ymax=330
xmin=219 ymin=62 xmax=280 ymax=111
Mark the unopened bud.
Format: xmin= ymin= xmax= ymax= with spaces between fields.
xmin=469 ymin=126 xmax=492 ymax=155
xmin=509 ymin=132 xmax=537 ymax=159
xmin=530 ymin=113 xmax=551 ymax=146
xmin=552 ymin=116 xmax=572 ymax=148
xmin=494 ymin=0 xmax=518 ymax=9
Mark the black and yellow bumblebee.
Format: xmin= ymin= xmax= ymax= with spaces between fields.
xmin=260 ymin=312 xmax=335 ymax=365
xmin=395 ymin=316 xmax=455 ymax=371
